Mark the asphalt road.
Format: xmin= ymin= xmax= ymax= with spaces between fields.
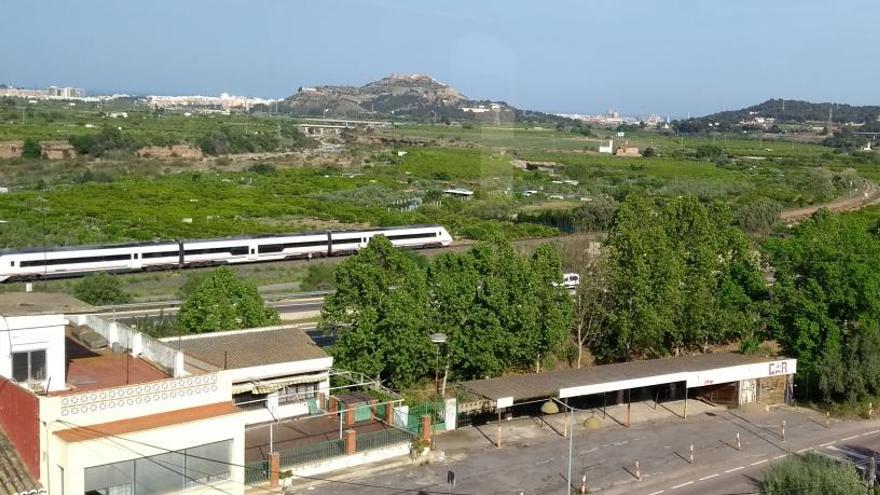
xmin=297 ymin=405 xmax=880 ymax=495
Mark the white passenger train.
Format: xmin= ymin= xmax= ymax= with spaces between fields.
xmin=0 ymin=225 xmax=453 ymax=282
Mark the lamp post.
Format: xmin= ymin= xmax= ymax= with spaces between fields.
xmin=429 ymin=333 xmax=447 ymax=396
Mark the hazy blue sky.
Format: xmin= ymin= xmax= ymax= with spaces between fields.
xmin=3 ymin=0 xmax=877 ymax=116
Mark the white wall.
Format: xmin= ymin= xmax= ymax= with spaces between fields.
xmin=0 ymin=314 xmax=67 ymax=393
xmin=46 ymin=411 xmax=245 ymax=495
xmin=221 ymin=357 xmax=333 ymax=385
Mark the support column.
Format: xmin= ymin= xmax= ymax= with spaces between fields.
xmin=328 ymin=396 xmax=339 ymax=417
xmin=269 ymin=452 xmax=280 ymax=488
xmin=345 ymin=405 xmax=355 ymax=427
xmin=344 ymin=429 xmax=357 ymax=454
xmin=626 ymin=389 xmax=631 ymax=428
xmin=385 ymin=402 xmax=395 ymax=426
xmin=421 ymin=414 xmax=432 ymax=444
xmin=369 ymin=399 xmax=378 ymax=417
xmin=684 ymin=385 xmax=689 ymax=419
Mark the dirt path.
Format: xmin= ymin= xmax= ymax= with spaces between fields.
xmin=779 ymin=178 xmax=880 ymax=223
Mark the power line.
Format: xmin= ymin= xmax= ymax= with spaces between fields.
xmin=57 ymin=419 xmax=468 ymax=495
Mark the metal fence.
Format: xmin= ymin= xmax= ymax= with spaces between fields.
xmin=356 ymin=427 xmax=414 ymax=453
xmin=244 ymin=460 xmax=269 ymax=485
xmin=278 ymin=438 xmax=345 ymax=468
xmin=408 ymin=402 xmax=446 ymax=433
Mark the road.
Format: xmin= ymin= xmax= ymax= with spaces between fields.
xmin=780 ymin=178 xmax=880 ymax=223
xmin=296 ymin=405 xmax=880 ymax=495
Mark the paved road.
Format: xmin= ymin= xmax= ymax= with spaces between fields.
xmin=296 ymin=405 xmax=880 ymax=495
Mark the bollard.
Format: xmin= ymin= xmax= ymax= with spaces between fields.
xmin=825 ymin=411 xmax=831 ymax=428
xmin=689 ymin=444 xmax=694 ymax=464
xmin=580 ymin=473 xmax=587 ymax=494
xmin=496 ymin=423 xmax=501 ymax=448
xmin=781 ymin=420 xmax=786 ymax=441
xmin=736 ymin=432 xmax=741 ymax=451
xmin=635 ymin=460 xmax=641 ymax=481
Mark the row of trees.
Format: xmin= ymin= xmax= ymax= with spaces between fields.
xmin=322 ymin=236 xmax=572 ymax=388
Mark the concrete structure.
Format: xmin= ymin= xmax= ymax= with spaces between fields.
xmin=463 ymin=353 xmax=796 ymax=424
xmin=136 ymin=144 xmax=204 ymax=160
xmin=39 ymin=141 xmax=76 ymax=160
xmin=615 ymin=145 xmax=641 ymax=157
xmin=443 ymin=188 xmax=474 ymax=199
xmin=598 ymin=139 xmax=614 ymax=154
xmin=160 ymin=326 xmax=332 ymax=425
xmin=0 ymin=141 xmax=24 ymax=160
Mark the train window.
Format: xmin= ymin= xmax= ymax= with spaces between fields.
xmin=184 ymin=246 xmax=249 ymax=256
xmin=385 ymin=232 xmax=434 ymax=241
xmin=20 ymin=253 xmax=131 ymax=268
xmin=142 ymin=251 xmax=180 ymax=259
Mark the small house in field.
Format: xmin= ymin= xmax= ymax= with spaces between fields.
xmin=615 ymin=145 xmax=641 ymax=157
xmin=0 ymin=141 xmax=24 ymax=159
xmin=39 ymin=141 xmax=76 ymax=160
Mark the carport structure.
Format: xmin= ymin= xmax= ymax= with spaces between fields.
xmin=461 ymin=353 xmax=796 ymax=440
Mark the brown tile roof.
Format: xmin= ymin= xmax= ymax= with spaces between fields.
xmin=54 ymin=402 xmax=240 ymax=443
xmin=161 ymin=326 xmax=328 ymax=369
xmin=0 ymin=426 xmax=42 ymax=495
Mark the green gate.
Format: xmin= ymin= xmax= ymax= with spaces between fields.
xmin=354 ymin=402 xmax=373 ymax=422
xmin=407 ymin=402 xmax=445 ymax=433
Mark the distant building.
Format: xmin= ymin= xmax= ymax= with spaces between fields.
xmin=0 ymin=140 xmax=24 ymax=159
xmin=616 ymin=145 xmax=641 ymax=157
xmin=39 ymin=141 xmax=76 ymax=160
xmin=598 ymin=139 xmax=614 ymax=154
xmin=443 ymin=188 xmax=475 ymax=199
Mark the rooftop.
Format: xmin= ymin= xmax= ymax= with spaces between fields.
xmin=0 ymin=426 xmax=42 ymax=495
xmin=53 ymin=336 xmax=170 ymax=396
xmin=463 ymin=353 xmax=791 ymax=403
xmin=0 ymin=292 xmax=93 ymax=317
xmin=55 ymin=402 xmax=239 ymax=443
xmin=160 ymin=326 xmax=328 ymax=370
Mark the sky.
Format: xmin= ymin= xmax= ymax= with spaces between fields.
xmin=2 ymin=0 xmax=878 ymax=117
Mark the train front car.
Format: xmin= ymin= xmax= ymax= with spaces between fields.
xmin=435 ymin=226 xmax=453 ymax=247
xmin=0 ymin=253 xmax=16 ymax=282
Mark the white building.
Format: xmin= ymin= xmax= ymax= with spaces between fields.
xmin=0 ymin=293 xmax=336 ymax=495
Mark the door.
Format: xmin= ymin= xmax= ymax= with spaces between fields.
xmin=131 ymin=252 xmax=142 ymax=270
xmin=248 ymin=245 xmax=258 ymax=261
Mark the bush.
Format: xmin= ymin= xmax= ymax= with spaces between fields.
xmin=21 ymin=138 xmax=41 ymax=159
xmin=300 ymin=263 xmax=336 ymax=291
xmin=762 ymin=453 xmax=865 ymax=495
xmin=177 ymin=267 xmax=280 ymax=333
xmin=72 ymin=273 xmax=133 ymax=306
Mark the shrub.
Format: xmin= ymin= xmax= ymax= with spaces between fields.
xmin=72 ymin=273 xmax=133 ymax=306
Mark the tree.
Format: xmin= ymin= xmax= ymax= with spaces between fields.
xmin=560 ymin=241 xmax=610 ymax=368
xmin=762 ymin=453 xmax=865 ymax=495
xmin=642 ymin=146 xmax=656 ymax=158
xmin=177 ymin=267 xmax=279 ymax=333
xmin=322 ymin=236 xmax=432 ymax=388
xmin=595 ymin=194 xmax=767 ymax=361
xmin=765 ymin=209 xmax=880 ymax=403
xmin=21 ymin=138 xmax=41 ymax=159
xmin=73 ymin=273 xmax=132 ymax=306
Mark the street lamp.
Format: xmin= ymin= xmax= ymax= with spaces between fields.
xmin=429 ymin=333 xmax=447 ymax=396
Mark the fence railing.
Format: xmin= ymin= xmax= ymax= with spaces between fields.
xmin=356 ymin=427 xmax=414 ymax=453
xmin=279 ymin=438 xmax=345 ymax=468
xmin=244 ymin=460 xmax=269 ymax=485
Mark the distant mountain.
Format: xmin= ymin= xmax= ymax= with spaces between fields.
xmin=283 ymin=73 xmax=568 ymax=124
xmin=697 ymin=99 xmax=880 ymax=126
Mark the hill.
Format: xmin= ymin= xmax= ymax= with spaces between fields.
xmin=697 ymin=99 xmax=880 ymax=126
xmin=283 ymin=73 xmax=568 ymax=124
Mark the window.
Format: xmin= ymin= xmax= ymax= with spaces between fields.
xmin=83 ymin=440 xmax=231 ymax=495
xmin=278 ymin=382 xmax=318 ymax=405
xmin=11 ymin=350 xmax=46 ymax=382
xmin=20 ymin=253 xmax=131 ymax=268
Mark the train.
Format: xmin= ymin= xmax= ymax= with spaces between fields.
xmin=0 ymin=225 xmax=453 ymax=282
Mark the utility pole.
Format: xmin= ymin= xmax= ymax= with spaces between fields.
xmin=867 ymin=455 xmax=876 ymax=495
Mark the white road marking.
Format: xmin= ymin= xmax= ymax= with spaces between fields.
xmin=725 ymin=466 xmax=745 ymax=473
xmin=613 ymin=440 xmax=629 ymax=446
xmin=863 ymin=429 xmax=880 ymax=436
xmin=842 ymin=435 xmax=860 ymax=441
xmin=699 ymin=474 xmax=719 ymax=481
xmin=672 ymin=481 xmax=694 ymax=489
xmin=751 ymin=459 xmax=768 ymax=466
xmin=820 ymin=441 xmax=836 ymax=447
xmin=774 ymin=454 xmax=788 ymax=459
xmin=647 ymin=491 xmax=665 ymax=495
xmin=796 ymin=448 xmax=809 ymax=453
xmin=828 ymin=445 xmax=871 ymax=460
xmin=580 ymin=447 xmax=598 ymax=454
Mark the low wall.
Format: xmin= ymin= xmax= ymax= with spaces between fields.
xmin=71 ymin=315 xmax=180 ymax=376
xmin=0 ymin=378 xmax=40 ymax=479
xmin=286 ymin=443 xmax=411 ymax=478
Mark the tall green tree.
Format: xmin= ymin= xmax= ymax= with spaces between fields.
xmin=322 ymin=235 xmax=432 ymax=388
xmin=177 ymin=267 xmax=279 ymax=333
xmin=596 ymin=194 xmax=767 ymax=361
xmin=765 ymin=209 xmax=880 ymax=402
